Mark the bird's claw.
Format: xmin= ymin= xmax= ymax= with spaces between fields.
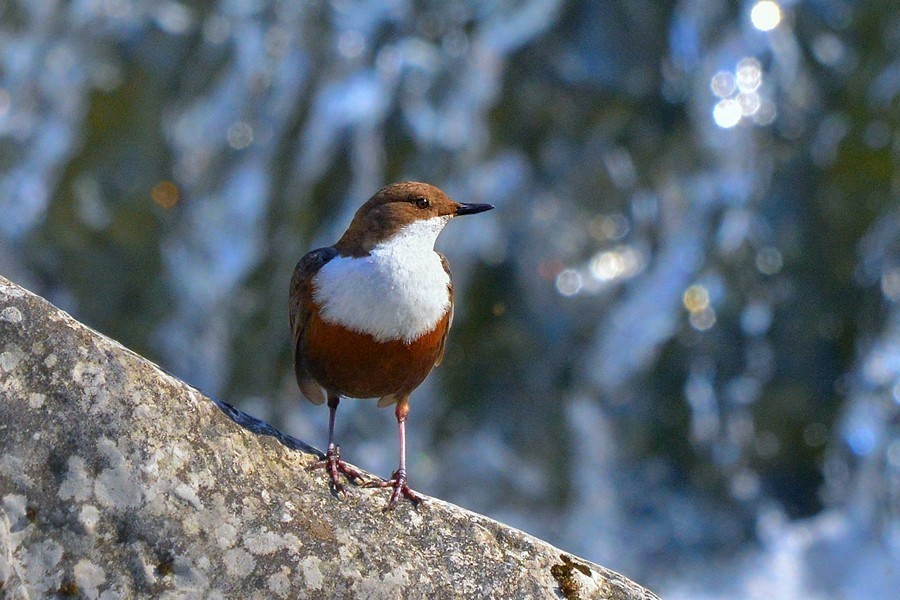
xmin=363 ymin=468 xmax=423 ymax=511
xmin=308 ymin=444 xmax=367 ymax=494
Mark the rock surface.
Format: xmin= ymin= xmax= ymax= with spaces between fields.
xmin=0 ymin=275 xmax=659 ymax=599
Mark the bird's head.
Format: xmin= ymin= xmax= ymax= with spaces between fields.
xmin=336 ymin=181 xmax=494 ymax=257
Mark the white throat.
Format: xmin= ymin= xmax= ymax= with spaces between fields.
xmin=313 ymin=216 xmax=452 ymax=343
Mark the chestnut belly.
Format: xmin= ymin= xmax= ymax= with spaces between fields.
xmin=303 ymin=309 xmax=450 ymax=399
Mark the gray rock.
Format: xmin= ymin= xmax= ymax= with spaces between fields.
xmin=0 ymin=275 xmax=659 ymax=599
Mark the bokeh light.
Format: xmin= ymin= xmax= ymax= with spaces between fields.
xmin=711 ymin=71 xmax=736 ymax=98
xmin=152 ymin=181 xmax=180 ymax=209
xmin=750 ymin=1 xmax=782 ymax=32
xmin=736 ymin=58 xmax=762 ymax=92
xmin=812 ymin=33 xmax=847 ymax=68
xmin=752 ymin=98 xmax=778 ymax=125
xmin=591 ymin=251 xmax=624 ymax=281
xmin=684 ymin=284 xmax=717 ymax=331
xmin=755 ymin=247 xmax=783 ymax=275
xmin=713 ymin=98 xmax=743 ymax=128
xmin=227 ymin=121 xmax=254 ymax=149
xmin=589 ymin=246 xmax=643 ymax=282
xmin=711 ymin=57 xmax=772 ymax=128
xmin=738 ymin=92 xmax=761 ymax=116
xmin=555 ymin=268 xmax=582 ymax=296
xmin=690 ymin=306 xmax=717 ymax=331
xmin=588 ymin=213 xmax=629 ymax=242
xmin=683 ymin=284 xmax=711 ymax=313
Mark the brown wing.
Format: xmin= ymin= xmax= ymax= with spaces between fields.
xmin=289 ymin=246 xmax=338 ymax=405
xmin=434 ymin=252 xmax=453 ymax=367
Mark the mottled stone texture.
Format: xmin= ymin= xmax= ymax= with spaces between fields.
xmin=0 ymin=275 xmax=658 ymax=600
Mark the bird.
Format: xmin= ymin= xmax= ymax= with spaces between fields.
xmin=289 ymin=181 xmax=494 ymax=510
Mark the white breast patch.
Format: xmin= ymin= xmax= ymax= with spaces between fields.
xmin=312 ymin=216 xmax=451 ymax=343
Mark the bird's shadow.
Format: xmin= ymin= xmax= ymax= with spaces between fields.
xmin=212 ymin=397 xmax=325 ymax=459
xmin=211 ymin=398 xmax=392 ymax=503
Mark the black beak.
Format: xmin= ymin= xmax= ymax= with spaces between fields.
xmin=455 ymin=203 xmax=494 ymax=216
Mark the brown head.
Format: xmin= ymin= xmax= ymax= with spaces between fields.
xmin=334 ymin=181 xmax=493 ymax=257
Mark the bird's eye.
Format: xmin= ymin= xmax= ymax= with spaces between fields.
xmin=415 ymin=196 xmax=430 ymax=209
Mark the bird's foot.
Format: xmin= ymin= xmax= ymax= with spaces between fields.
xmin=364 ymin=468 xmax=423 ymax=511
xmin=308 ymin=444 xmax=366 ymax=494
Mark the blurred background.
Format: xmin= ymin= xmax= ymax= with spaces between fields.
xmin=1 ymin=0 xmax=898 ymax=596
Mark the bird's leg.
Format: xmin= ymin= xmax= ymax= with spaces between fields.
xmin=364 ymin=397 xmax=423 ymax=510
xmin=308 ymin=396 xmax=367 ymax=493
